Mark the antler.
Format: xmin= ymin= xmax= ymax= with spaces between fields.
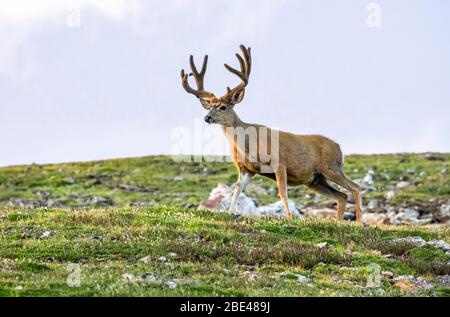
xmin=223 ymin=45 xmax=252 ymax=100
xmin=180 ymin=55 xmax=211 ymax=99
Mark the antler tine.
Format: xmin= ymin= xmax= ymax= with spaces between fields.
xmin=189 ymin=55 xmax=208 ymax=91
xmin=181 ymin=54 xmax=210 ymax=98
xmin=224 ymin=44 xmax=252 ymax=97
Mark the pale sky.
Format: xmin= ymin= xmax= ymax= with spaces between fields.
xmin=1 ymin=0 xmax=449 ymax=167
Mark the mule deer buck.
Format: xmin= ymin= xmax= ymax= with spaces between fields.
xmin=181 ymin=45 xmax=363 ymax=222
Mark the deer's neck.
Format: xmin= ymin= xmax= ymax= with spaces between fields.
xmin=220 ymin=112 xmax=249 ymax=130
xmin=221 ymin=113 xmax=255 ymax=157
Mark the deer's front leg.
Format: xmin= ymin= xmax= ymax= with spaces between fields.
xmin=275 ymin=166 xmax=292 ymax=220
xmin=228 ymin=170 xmax=253 ymax=213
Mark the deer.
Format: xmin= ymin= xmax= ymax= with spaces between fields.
xmin=180 ymin=45 xmax=363 ymax=223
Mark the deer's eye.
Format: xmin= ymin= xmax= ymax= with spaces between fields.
xmin=220 ymin=105 xmax=227 ymax=111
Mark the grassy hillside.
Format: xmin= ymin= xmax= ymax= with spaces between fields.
xmin=0 ymin=153 xmax=449 ymax=209
xmin=0 ymin=206 xmax=449 ymax=296
xmin=0 ymin=153 xmax=449 ymax=296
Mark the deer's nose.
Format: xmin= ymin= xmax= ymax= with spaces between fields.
xmin=204 ymin=115 xmax=213 ymax=123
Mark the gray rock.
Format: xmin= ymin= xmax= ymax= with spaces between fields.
xmin=165 ymin=280 xmax=178 ymax=289
xmin=390 ymin=236 xmax=426 ymax=247
xmin=435 ymin=204 xmax=450 ymax=222
xmin=426 ymin=240 xmax=450 ymax=251
xmin=367 ymin=200 xmax=379 ymax=210
xmin=402 ymin=209 xmax=420 ymax=219
xmin=296 ymin=274 xmax=310 ymax=284
xmin=256 ymin=200 xmax=302 ymax=218
xmin=39 ymin=231 xmax=52 ymax=239
xmin=142 ymin=272 xmax=158 ymax=282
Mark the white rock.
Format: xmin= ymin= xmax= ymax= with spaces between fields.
xmin=427 ymin=240 xmax=450 ymax=251
xmin=165 ymin=280 xmax=178 ymax=289
xmin=158 ymin=256 xmax=167 ymax=262
xmin=256 ymin=200 xmax=303 ymax=218
xmin=296 ymin=275 xmax=310 ymax=284
xmin=396 ymin=181 xmax=410 ymax=189
xmin=362 ymin=213 xmax=388 ymax=225
xmin=304 ymin=208 xmax=336 ymax=219
xmin=40 ymin=231 xmax=52 ymax=239
xmin=362 ymin=169 xmax=375 ymax=185
xmin=316 ymin=242 xmax=328 ymax=249
xmin=381 ymin=271 xmax=394 ymax=278
xmin=201 ymin=183 xmax=302 ymax=217
xmin=167 ymin=252 xmax=178 ymax=258
xmin=138 ymin=256 xmax=152 ymax=264
xmin=385 ymin=190 xmax=396 ymax=200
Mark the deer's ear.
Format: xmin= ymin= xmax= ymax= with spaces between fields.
xmin=230 ymin=88 xmax=245 ymax=105
xmin=199 ymin=97 xmax=212 ymax=110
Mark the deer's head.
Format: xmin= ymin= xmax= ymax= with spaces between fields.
xmin=180 ymin=45 xmax=252 ymax=126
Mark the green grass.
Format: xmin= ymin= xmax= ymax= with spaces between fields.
xmin=0 ymin=153 xmax=448 ymax=208
xmin=0 ymin=206 xmax=449 ymax=296
xmin=0 ymin=153 xmax=449 ymax=296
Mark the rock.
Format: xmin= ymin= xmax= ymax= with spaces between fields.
xmin=406 ymin=168 xmax=416 ymax=175
xmin=165 ymin=280 xmax=178 ymax=289
xmin=385 ymin=190 xmax=396 ymax=200
xmin=362 ymin=213 xmax=388 ymax=225
xmin=434 ymin=275 xmax=450 ymax=288
xmin=256 ymin=200 xmax=303 ymax=218
xmin=389 ymin=236 xmax=426 ymax=247
xmin=200 ymin=183 xmax=256 ymax=213
xmin=305 ymin=208 xmax=336 ymax=219
xmin=393 ymin=279 xmax=416 ymax=292
xmin=138 ymin=256 xmax=153 ymax=264
xmin=173 ymin=176 xmax=184 ymax=181
xmin=246 ymin=182 xmax=269 ymax=195
xmin=366 ymin=200 xmax=378 ymax=210
xmin=200 ymin=183 xmax=302 ymax=217
xmin=296 ymin=275 xmax=310 ymax=284
xmin=39 ymin=231 xmax=52 ymax=239
xmin=362 ymin=169 xmax=375 ymax=185
xmin=122 ymin=273 xmax=137 ymax=283
xmin=393 ymin=275 xmax=433 ymax=292
xmin=240 ymin=271 xmax=259 ymax=281
xmin=316 ymin=242 xmax=328 ymax=249
xmin=426 ymin=240 xmax=450 ymax=251
xmin=158 ymin=256 xmax=167 ymax=262
xmin=381 ymin=271 xmax=394 ymax=279
xmin=435 ymin=204 xmax=450 ymax=223
xmin=343 ymin=212 xmax=356 ymax=221
xmin=396 ymin=181 xmax=410 ymax=189
xmin=142 ymin=272 xmax=158 ymax=282
xmin=167 ymin=252 xmax=178 ymax=258
xmin=402 ymin=209 xmax=420 ymax=219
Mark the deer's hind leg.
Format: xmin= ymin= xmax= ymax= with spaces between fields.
xmin=321 ymin=168 xmax=363 ymax=223
xmin=307 ymin=174 xmax=348 ymax=221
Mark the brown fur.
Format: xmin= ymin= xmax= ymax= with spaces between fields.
xmin=181 ymin=45 xmax=363 ymax=222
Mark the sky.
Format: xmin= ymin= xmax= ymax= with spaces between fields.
xmin=0 ymin=0 xmax=449 ymax=167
